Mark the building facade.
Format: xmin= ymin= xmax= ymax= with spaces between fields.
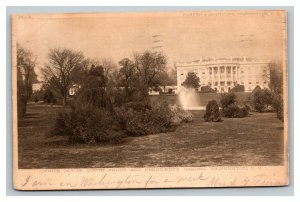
xmin=176 ymin=57 xmax=270 ymax=93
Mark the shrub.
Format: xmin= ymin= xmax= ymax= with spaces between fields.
xmin=115 ymin=101 xmax=192 ymax=136
xmin=43 ymin=88 xmax=57 ymax=104
xmin=250 ymin=88 xmax=274 ymax=112
xmin=229 ymin=84 xmax=245 ymax=92
xmin=222 ymin=103 xmax=249 ymax=118
xmin=52 ymin=104 xmax=124 ymax=144
xmin=117 ymin=101 xmax=174 ymax=136
xmin=123 ymin=101 xmax=151 ymax=112
xmin=200 ymin=86 xmax=216 ymax=93
xmin=109 ymin=88 xmax=127 ymax=107
xmin=220 ymin=93 xmax=249 ymax=118
xmin=75 ymin=85 xmax=112 ymax=110
xmin=220 ymin=93 xmax=237 ymax=108
xmin=203 ymin=100 xmax=222 ymax=122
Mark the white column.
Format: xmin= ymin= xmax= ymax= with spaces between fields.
xmin=235 ymin=66 xmax=237 ymax=84
xmin=212 ymin=67 xmax=214 ymax=87
xmin=236 ymin=66 xmax=239 ymax=84
xmin=231 ymin=66 xmax=233 ymax=85
xmin=225 ymin=66 xmax=227 ymax=87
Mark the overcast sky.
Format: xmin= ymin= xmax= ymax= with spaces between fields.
xmin=14 ymin=10 xmax=286 ymax=80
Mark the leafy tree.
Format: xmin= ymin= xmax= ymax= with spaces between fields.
xmin=42 ymin=48 xmax=86 ymax=106
xmin=182 ymin=72 xmax=200 ymax=89
xmin=133 ymin=51 xmax=167 ymax=97
xmin=117 ymin=58 xmax=137 ymax=98
xmin=75 ymin=65 xmax=113 ymax=111
xmin=251 ymin=88 xmax=274 ymax=112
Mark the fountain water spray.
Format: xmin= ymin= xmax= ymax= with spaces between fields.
xmin=178 ymin=87 xmax=205 ymax=110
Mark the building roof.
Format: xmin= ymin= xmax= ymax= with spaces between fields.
xmin=175 ymin=57 xmax=270 ymax=67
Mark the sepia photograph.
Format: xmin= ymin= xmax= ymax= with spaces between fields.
xmin=12 ymin=10 xmax=289 ymax=190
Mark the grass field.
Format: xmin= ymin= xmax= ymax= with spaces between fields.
xmin=18 ymin=102 xmax=284 ymax=168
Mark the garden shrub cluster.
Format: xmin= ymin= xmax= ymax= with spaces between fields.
xmin=250 ymin=87 xmax=274 ymax=112
xmin=200 ymin=86 xmax=216 ymax=93
xmin=249 ymin=87 xmax=284 ymax=121
xmin=50 ymin=55 xmax=195 ymax=144
xmin=52 ymin=103 xmax=124 ymax=144
xmin=52 ymin=97 xmax=194 ymax=143
xmin=229 ymin=84 xmax=245 ymax=92
xmin=114 ymin=101 xmax=193 ymax=136
xmin=203 ymin=100 xmax=222 ymax=122
xmin=220 ymin=93 xmax=249 ymax=118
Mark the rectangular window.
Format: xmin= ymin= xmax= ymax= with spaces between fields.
xmin=214 ymin=81 xmax=218 ymax=86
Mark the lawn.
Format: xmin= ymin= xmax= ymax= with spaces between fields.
xmin=18 ymin=102 xmax=284 ymax=169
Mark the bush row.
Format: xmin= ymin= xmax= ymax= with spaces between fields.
xmin=203 ymin=89 xmax=284 ymax=122
xmin=52 ymin=100 xmax=193 ymax=144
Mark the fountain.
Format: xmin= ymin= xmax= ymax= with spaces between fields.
xmin=178 ymin=87 xmax=205 ymax=110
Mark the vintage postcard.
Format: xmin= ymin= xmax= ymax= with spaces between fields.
xmin=12 ymin=10 xmax=289 ymax=190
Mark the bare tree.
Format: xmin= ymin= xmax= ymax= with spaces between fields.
xmin=17 ymin=44 xmax=37 ymax=118
xmin=42 ymin=48 xmax=86 ymax=106
xmin=90 ymin=57 xmax=118 ymax=77
xmin=17 ymin=44 xmax=37 ymax=100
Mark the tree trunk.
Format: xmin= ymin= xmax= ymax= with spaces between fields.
xmin=62 ymin=89 xmax=67 ymax=106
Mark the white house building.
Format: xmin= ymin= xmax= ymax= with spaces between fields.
xmin=176 ymin=57 xmax=270 ymax=93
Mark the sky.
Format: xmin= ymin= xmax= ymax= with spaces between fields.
xmin=14 ymin=10 xmax=287 ymax=80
